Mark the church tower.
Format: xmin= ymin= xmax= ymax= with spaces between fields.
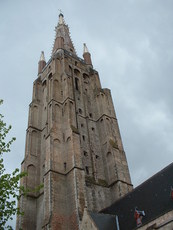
xmin=16 ymin=14 xmax=132 ymax=230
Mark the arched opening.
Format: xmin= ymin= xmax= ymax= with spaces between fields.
xmin=53 ymin=139 xmax=61 ymax=170
xmin=55 ymin=104 xmax=60 ymax=124
xmin=27 ymin=164 xmax=36 ymax=190
xmin=75 ymin=77 xmax=79 ymax=91
xmin=83 ymin=151 xmax=88 ymax=156
xmin=83 ymin=73 xmax=89 ymax=80
xmin=32 ymin=105 xmax=38 ymax=127
xmin=48 ymin=73 xmax=52 ymax=79
xmin=66 ymin=137 xmax=71 ymax=142
xmin=74 ymin=69 xmax=80 ymax=76
xmin=85 ymin=166 xmax=89 ymax=175
xmin=42 ymin=80 xmax=47 ymax=87
xmin=53 ymin=79 xmax=59 ymax=100
xmin=106 ymin=152 xmax=114 ymax=182
xmin=69 ymin=65 xmax=72 ymax=76
xmin=31 ymin=130 xmax=38 ymax=156
xmin=64 ymin=162 xmax=67 ymax=171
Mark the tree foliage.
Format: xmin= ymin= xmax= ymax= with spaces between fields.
xmin=0 ymin=100 xmax=26 ymax=229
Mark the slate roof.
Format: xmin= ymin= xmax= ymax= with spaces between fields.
xmin=100 ymin=162 xmax=173 ymax=230
xmin=89 ymin=212 xmax=117 ymax=230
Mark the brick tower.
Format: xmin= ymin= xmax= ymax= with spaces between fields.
xmin=16 ymin=14 xmax=132 ymax=230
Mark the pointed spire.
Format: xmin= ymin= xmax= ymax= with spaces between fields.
xmin=83 ymin=43 xmax=89 ymax=54
xmin=38 ymin=51 xmax=46 ymax=74
xmin=40 ymin=51 xmax=46 ymax=62
xmin=52 ymin=13 xmax=76 ymax=55
xmin=83 ymin=43 xmax=92 ymax=66
xmin=58 ymin=13 xmax=64 ymax=25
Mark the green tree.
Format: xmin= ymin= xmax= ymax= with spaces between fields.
xmin=0 ymin=100 xmax=26 ymax=229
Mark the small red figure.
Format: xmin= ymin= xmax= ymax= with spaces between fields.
xmin=171 ymin=187 xmax=173 ymax=200
xmin=134 ymin=207 xmax=145 ymax=227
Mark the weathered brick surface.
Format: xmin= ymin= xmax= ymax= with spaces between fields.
xmin=16 ymin=16 xmax=132 ymax=230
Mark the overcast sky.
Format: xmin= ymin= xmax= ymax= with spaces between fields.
xmin=1 ymin=0 xmax=173 ymax=228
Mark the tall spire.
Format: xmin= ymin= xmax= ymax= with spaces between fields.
xmin=52 ymin=13 xmax=76 ymax=55
xmin=17 ymin=14 xmax=133 ymax=230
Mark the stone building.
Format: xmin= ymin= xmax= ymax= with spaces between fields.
xmin=16 ymin=13 xmax=173 ymax=230
xmin=16 ymin=13 xmax=132 ymax=230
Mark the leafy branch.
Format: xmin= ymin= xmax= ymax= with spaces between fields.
xmin=0 ymin=100 xmax=26 ymax=229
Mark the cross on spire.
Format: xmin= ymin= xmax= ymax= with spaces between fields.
xmin=58 ymin=9 xmax=64 ymax=16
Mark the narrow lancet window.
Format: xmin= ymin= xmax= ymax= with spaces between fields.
xmin=75 ymin=78 xmax=79 ymax=90
xmin=85 ymin=166 xmax=89 ymax=175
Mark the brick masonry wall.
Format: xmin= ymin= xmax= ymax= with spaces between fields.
xmin=16 ymin=49 xmax=132 ymax=229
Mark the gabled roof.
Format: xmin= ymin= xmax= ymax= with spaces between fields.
xmin=88 ymin=212 xmax=117 ymax=230
xmin=101 ymin=162 xmax=173 ymax=229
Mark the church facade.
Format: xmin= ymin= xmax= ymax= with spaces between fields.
xmin=16 ymin=14 xmax=133 ymax=230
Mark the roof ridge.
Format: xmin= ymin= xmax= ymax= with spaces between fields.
xmin=100 ymin=162 xmax=173 ymax=212
xmin=89 ymin=211 xmax=116 ymax=217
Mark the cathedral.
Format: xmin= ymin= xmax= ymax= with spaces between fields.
xmin=16 ymin=14 xmax=173 ymax=230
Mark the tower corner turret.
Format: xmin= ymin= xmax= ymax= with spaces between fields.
xmin=38 ymin=51 xmax=46 ymax=74
xmin=83 ymin=43 xmax=93 ymax=67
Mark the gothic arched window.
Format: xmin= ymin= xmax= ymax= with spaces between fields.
xmin=75 ymin=77 xmax=79 ymax=91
